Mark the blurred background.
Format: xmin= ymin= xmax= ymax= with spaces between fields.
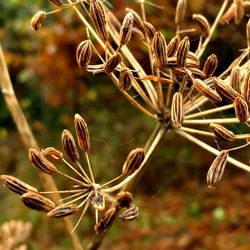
xmin=0 ymin=0 xmax=250 ymax=249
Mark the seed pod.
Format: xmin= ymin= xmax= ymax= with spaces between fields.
xmin=47 ymin=204 xmax=79 ymax=218
xmin=119 ymin=69 xmax=133 ymax=91
xmin=31 ymin=11 xmax=46 ymax=31
xmin=176 ymin=36 xmax=190 ymax=67
xmin=119 ymin=205 xmax=139 ymax=222
xmin=41 ymin=147 xmax=63 ymax=160
xmin=171 ymin=92 xmax=184 ymax=128
xmin=193 ymin=78 xmax=222 ymax=102
xmin=103 ymin=52 xmax=122 ymax=73
xmin=89 ymin=0 xmax=109 ymax=42
xmin=230 ymin=66 xmax=241 ymax=93
xmin=48 ymin=0 xmax=63 ymax=7
xmin=76 ymin=40 xmax=93 ymax=68
xmin=213 ymin=78 xmax=241 ymax=103
xmin=175 ymin=0 xmax=187 ymax=26
xmin=234 ymin=96 xmax=249 ymax=123
xmin=29 ymin=148 xmax=58 ymax=175
xmin=206 ymin=150 xmax=228 ymax=189
xmin=143 ymin=21 xmax=156 ymax=42
xmin=0 ymin=175 xmax=38 ymax=195
xmin=119 ymin=12 xmax=134 ymax=48
xmin=210 ymin=123 xmax=235 ymax=141
xmin=242 ymin=70 xmax=250 ymax=106
xmin=220 ymin=3 xmax=236 ymax=24
xmin=61 ymin=129 xmax=80 ymax=162
xmin=234 ymin=0 xmax=244 ymax=25
xmin=122 ymin=148 xmax=145 ymax=176
xmin=125 ymin=8 xmax=145 ymax=33
xmin=166 ymin=57 xmax=179 ymax=68
xmin=247 ymin=19 xmax=250 ymax=49
xmin=203 ymin=54 xmax=218 ymax=77
xmin=192 ymin=14 xmax=210 ymax=37
xmin=95 ymin=206 xmax=119 ymax=234
xmin=116 ymin=191 xmax=133 ymax=208
xmin=21 ymin=191 xmax=56 ymax=212
xmin=167 ymin=36 xmax=179 ymax=57
xmin=74 ymin=114 xmax=90 ymax=152
xmin=187 ymin=51 xmax=200 ymax=67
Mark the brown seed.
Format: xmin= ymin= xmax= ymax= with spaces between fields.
xmin=118 ymin=205 xmax=139 ymax=222
xmin=29 ymin=148 xmax=58 ymax=175
xmin=230 ymin=66 xmax=241 ymax=93
xmin=234 ymin=96 xmax=249 ymax=123
xmin=175 ymin=0 xmax=187 ymax=25
xmin=187 ymin=51 xmax=200 ymax=67
xmin=167 ymin=36 xmax=179 ymax=57
xmin=48 ymin=0 xmax=63 ymax=7
xmin=0 ymin=175 xmax=38 ymax=195
xmin=89 ymin=0 xmax=109 ymax=42
xmin=143 ymin=21 xmax=156 ymax=42
xmin=21 ymin=191 xmax=56 ymax=212
xmin=210 ymin=123 xmax=235 ymax=141
xmin=152 ymin=32 xmax=168 ymax=68
xmin=247 ymin=19 xmax=250 ymax=49
xmin=203 ymin=54 xmax=218 ymax=77
xmin=47 ymin=204 xmax=79 ymax=218
xmin=207 ymin=150 xmax=228 ymax=189
xmin=61 ymin=129 xmax=80 ymax=162
xmin=242 ymin=70 xmax=250 ymax=106
xmin=220 ymin=3 xmax=236 ymax=24
xmin=171 ymin=92 xmax=184 ymax=128
xmin=125 ymin=8 xmax=145 ymax=33
xmin=234 ymin=0 xmax=244 ymax=25
xmin=95 ymin=206 xmax=119 ymax=234
xmin=192 ymin=14 xmax=210 ymax=37
xmin=176 ymin=36 xmax=190 ymax=67
xmin=76 ymin=40 xmax=93 ymax=68
xmin=41 ymin=147 xmax=63 ymax=160
xmin=193 ymin=78 xmax=222 ymax=102
xmin=31 ymin=11 xmax=46 ymax=31
xmin=74 ymin=113 xmax=90 ymax=152
xmin=116 ymin=191 xmax=133 ymax=208
xmin=119 ymin=69 xmax=133 ymax=91
xmin=103 ymin=52 xmax=122 ymax=73
xmin=119 ymin=12 xmax=134 ymax=48
xmin=122 ymin=148 xmax=145 ymax=176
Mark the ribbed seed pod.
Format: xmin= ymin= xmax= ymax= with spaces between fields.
xmin=152 ymin=32 xmax=168 ymax=68
xmin=41 ymin=147 xmax=63 ymax=160
xmin=49 ymin=0 xmax=63 ymax=7
xmin=47 ymin=204 xmax=79 ymax=218
xmin=175 ymin=0 xmax=187 ymax=25
xmin=247 ymin=19 xmax=250 ymax=49
xmin=143 ymin=21 xmax=156 ymax=42
xmin=122 ymin=148 xmax=145 ymax=176
xmin=242 ymin=70 xmax=250 ymax=106
xmin=220 ymin=3 xmax=236 ymax=24
xmin=0 ymin=175 xmax=38 ymax=195
xmin=167 ymin=36 xmax=179 ymax=57
xmin=192 ymin=14 xmax=210 ymax=37
xmin=207 ymin=150 xmax=228 ymax=189
xmin=31 ymin=11 xmax=46 ymax=31
xmin=116 ymin=191 xmax=133 ymax=208
xmin=187 ymin=51 xmax=200 ymax=67
xmin=74 ymin=113 xmax=90 ymax=152
xmin=76 ymin=40 xmax=93 ymax=68
xmin=234 ymin=96 xmax=249 ymax=123
xmin=234 ymin=0 xmax=244 ymax=25
xmin=193 ymin=78 xmax=222 ymax=102
xmin=21 ymin=192 xmax=56 ymax=212
xmin=103 ymin=52 xmax=122 ymax=73
xmin=213 ymin=78 xmax=241 ymax=103
xmin=203 ymin=54 xmax=218 ymax=77
xmin=61 ymin=129 xmax=80 ymax=162
xmin=89 ymin=0 xmax=109 ymax=42
xmin=29 ymin=148 xmax=58 ymax=175
xmin=119 ymin=12 xmax=134 ymax=48
xmin=119 ymin=69 xmax=133 ymax=91
xmin=230 ymin=66 xmax=241 ymax=93
xmin=210 ymin=123 xmax=235 ymax=141
xmin=171 ymin=92 xmax=184 ymax=128
xmin=119 ymin=205 xmax=139 ymax=222
xmin=176 ymin=36 xmax=190 ymax=67
xmin=125 ymin=8 xmax=145 ymax=33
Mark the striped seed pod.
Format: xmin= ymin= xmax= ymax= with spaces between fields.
xmin=89 ymin=0 xmax=109 ymax=42
xmin=234 ymin=96 xmax=249 ymax=123
xmin=187 ymin=51 xmax=200 ymax=67
xmin=74 ymin=113 xmax=90 ymax=152
xmin=167 ymin=36 xmax=179 ymax=57
xmin=203 ymin=54 xmax=218 ymax=77
xmin=192 ymin=14 xmax=210 ymax=37
xmin=175 ymin=0 xmax=187 ymax=26
xmin=95 ymin=206 xmax=119 ymax=234
xmin=116 ymin=191 xmax=133 ymax=208
xmin=118 ymin=205 xmax=139 ymax=222
xmin=122 ymin=148 xmax=145 ymax=176
xmin=234 ymin=0 xmax=244 ymax=25
xmin=193 ymin=78 xmax=222 ymax=102
xmin=0 ymin=175 xmax=38 ymax=195
xmin=61 ymin=129 xmax=80 ymax=162
xmin=103 ymin=52 xmax=122 ymax=73
xmin=230 ymin=66 xmax=241 ymax=93
xmin=152 ymin=32 xmax=168 ymax=68
xmin=247 ymin=19 xmax=250 ymax=49
xmin=47 ymin=204 xmax=79 ymax=218
xmin=213 ymin=77 xmax=241 ymax=103
xmin=242 ymin=70 xmax=250 ymax=106
xmin=206 ymin=150 xmax=228 ymax=189
xmin=41 ymin=147 xmax=63 ymax=160
xmin=31 ymin=11 xmax=46 ymax=31
xmin=119 ymin=12 xmax=134 ymax=48
xmin=119 ymin=69 xmax=133 ymax=91
xmin=220 ymin=3 xmax=236 ymax=24
xmin=29 ymin=148 xmax=58 ymax=175
xmin=176 ymin=36 xmax=190 ymax=67
xmin=143 ymin=21 xmax=156 ymax=42
xmin=210 ymin=123 xmax=235 ymax=141
xmin=125 ymin=8 xmax=145 ymax=33
xmin=76 ymin=40 xmax=93 ymax=68
xmin=171 ymin=92 xmax=184 ymax=128
xmin=48 ymin=0 xmax=63 ymax=7
xmin=21 ymin=191 xmax=56 ymax=212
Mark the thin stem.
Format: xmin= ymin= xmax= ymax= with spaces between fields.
xmin=63 ymin=192 xmax=89 ymax=207
xmin=85 ymin=152 xmax=95 ymax=183
xmin=60 ymin=191 xmax=87 ymax=203
xmin=179 ymin=127 xmax=214 ymax=137
xmin=100 ymin=174 xmax=123 ymax=188
xmin=39 ymin=189 xmax=84 ymax=194
xmin=183 ymin=118 xmax=250 ymax=125
xmin=57 ymin=170 xmax=87 ymax=186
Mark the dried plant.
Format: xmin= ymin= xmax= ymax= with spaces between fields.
xmin=1 ymin=0 xmax=250 ymax=249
